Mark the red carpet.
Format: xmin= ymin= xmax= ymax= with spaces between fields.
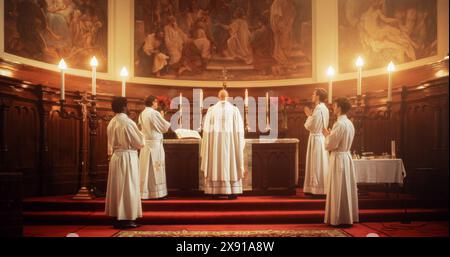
xmin=24 ymin=222 xmax=449 ymax=237
xmin=23 ymin=191 xmax=448 ymax=225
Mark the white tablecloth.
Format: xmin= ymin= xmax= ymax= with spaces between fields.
xmin=353 ymin=159 xmax=407 ymax=184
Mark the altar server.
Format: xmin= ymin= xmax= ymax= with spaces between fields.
xmin=139 ymin=96 xmax=171 ymax=200
xmin=323 ymin=97 xmax=359 ymax=227
xmin=201 ymin=89 xmax=245 ymax=200
xmin=303 ymin=88 xmax=330 ymax=195
xmin=105 ymin=97 xmax=145 ymax=229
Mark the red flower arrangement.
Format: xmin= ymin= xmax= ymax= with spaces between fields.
xmin=279 ymin=96 xmax=300 ymax=109
xmin=156 ymin=95 xmax=171 ymax=112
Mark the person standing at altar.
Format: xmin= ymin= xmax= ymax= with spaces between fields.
xmin=303 ymin=88 xmax=330 ymax=196
xmin=322 ymin=97 xmax=359 ymax=227
xmin=138 ymin=96 xmax=171 ymax=200
xmin=201 ymin=89 xmax=246 ymax=200
xmin=105 ymin=97 xmax=145 ymax=229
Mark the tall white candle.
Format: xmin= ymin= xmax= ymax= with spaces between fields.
xmin=356 ymin=57 xmax=364 ymax=96
xmin=391 ymin=140 xmax=396 ymax=159
xmin=244 ymin=89 xmax=249 ymax=107
xmin=199 ymin=89 xmax=203 ymax=108
xmin=90 ymin=57 xmax=98 ymax=96
xmin=120 ymin=67 xmax=128 ymax=97
xmin=179 ymin=93 xmax=183 ymax=128
xmin=266 ymin=92 xmax=269 ymax=112
xmin=326 ymin=66 xmax=335 ymax=104
xmin=387 ymin=61 xmax=395 ymax=102
xmin=58 ymin=59 xmax=67 ymax=100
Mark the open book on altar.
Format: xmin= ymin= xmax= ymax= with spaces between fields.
xmin=174 ymin=129 xmax=201 ymax=139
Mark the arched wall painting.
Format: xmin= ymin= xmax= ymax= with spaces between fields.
xmin=4 ymin=0 xmax=108 ymax=72
xmin=134 ymin=0 xmax=312 ymax=81
xmin=338 ymin=0 xmax=438 ymax=73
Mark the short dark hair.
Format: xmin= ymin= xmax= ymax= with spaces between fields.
xmin=111 ymin=97 xmax=127 ymax=113
xmin=314 ymin=88 xmax=328 ymax=102
xmin=145 ymin=95 xmax=157 ymax=107
xmin=334 ymin=97 xmax=352 ymax=114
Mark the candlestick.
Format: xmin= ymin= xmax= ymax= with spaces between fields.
xmin=58 ymin=59 xmax=67 ymax=100
xmin=120 ymin=67 xmax=128 ymax=97
xmin=90 ymin=57 xmax=98 ymax=96
xmin=326 ymin=66 xmax=335 ymax=104
xmin=356 ymin=56 xmax=364 ymax=96
xmin=387 ymin=61 xmax=395 ymax=102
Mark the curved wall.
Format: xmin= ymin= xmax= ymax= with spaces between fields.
xmin=0 ymin=0 xmax=448 ymax=88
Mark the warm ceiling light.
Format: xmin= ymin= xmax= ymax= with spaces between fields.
xmin=355 ymin=56 xmax=364 ymax=67
xmin=58 ymin=59 xmax=67 ymax=70
xmin=90 ymin=56 xmax=98 ymax=67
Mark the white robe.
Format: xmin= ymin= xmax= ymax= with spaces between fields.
xmin=304 ymin=103 xmax=329 ymax=195
xmin=105 ymin=113 xmax=145 ymax=221
xmin=201 ymin=101 xmax=245 ymax=195
xmin=138 ymin=107 xmax=171 ymax=199
xmin=324 ymin=115 xmax=359 ymax=226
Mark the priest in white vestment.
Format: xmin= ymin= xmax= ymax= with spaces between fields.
xmin=303 ymin=88 xmax=330 ymax=196
xmin=201 ymin=90 xmax=245 ymax=200
xmin=139 ymin=96 xmax=171 ymax=200
xmin=323 ymin=97 xmax=359 ymax=227
xmin=105 ymin=97 xmax=145 ymax=229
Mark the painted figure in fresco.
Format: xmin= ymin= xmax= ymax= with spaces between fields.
xmin=359 ymin=0 xmax=418 ymax=63
xmin=137 ymin=29 xmax=169 ymax=77
xmin=133 ymin=0 xmax=313 ymax=80
xmin=14 ymin=0 xmax=49 ymax=57
xmin=251 ymin=16 xmax=274 ymax=75
xmin=5 ymin=0 xmax=107 ymax=71
xmin=223 ymin=8 xmax=253 ymax=64
xmin=164 ymin=16 xmax=188 ymax=66
xmin=210 ymin=0 xmax=232 ymax=57
xmin=270 ymin=0 xmax=295 ymax=66
xmin=178 ymin=28 xmax=212 ymax=75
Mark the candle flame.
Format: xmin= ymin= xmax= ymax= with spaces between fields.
xmin=58 ymin=59 xmax=67 ymax=70
xmin=355 ymin=56 xmax=364 ymax=67
xmin=120 ymin=67 xmax=129 ymax=77
xmin=326 ymin=66 xmax=335 ymax=77
xmin=90 ymin=56 xmax=98 ymax=67
xmin=387 ymin=61 xmax=396 ymax=72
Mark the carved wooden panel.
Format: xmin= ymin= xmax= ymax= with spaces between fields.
xmin=45 ymin=110 xmax=80 ymax=195
xmin=252 ymin=143 xmax=297 ymax=195
xmin=164 ymin=143 xmax=200 ymax=195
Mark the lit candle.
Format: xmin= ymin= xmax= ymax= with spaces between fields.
xmin=387 ymin=61 xmax=395 ymax=102
xmin=356 ymin=56 xmax=364 ymax=96
xmin=58 ymin=59 xmax=67 ymax=100
xmin=244 ymin=89 xmax=249 ymax=107
xmin=326 ymin=66 xmax=335 ymax=104
xmin=90 ymin=57 xmax=98 ymax=96
xmin=120 ymin=67 xmax=128 ymax=97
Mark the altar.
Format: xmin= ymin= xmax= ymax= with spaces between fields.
xmin=163 ymin=139 xmax=299 ymax=196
